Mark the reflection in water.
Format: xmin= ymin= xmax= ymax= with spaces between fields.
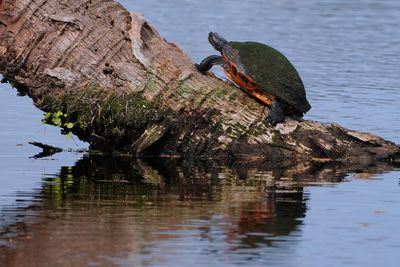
xmin=0 ymin=154 xmax=396 ymax=266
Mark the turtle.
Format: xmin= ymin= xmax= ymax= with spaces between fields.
xmin=195 ymin=32 xmax=311 ymax=125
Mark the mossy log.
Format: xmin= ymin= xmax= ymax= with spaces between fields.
xmin=0 ymin=0 xmax=399 ymax=165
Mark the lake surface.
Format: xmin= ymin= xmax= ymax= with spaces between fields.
xmin=1 ymin=0 xmax=400 ymax=266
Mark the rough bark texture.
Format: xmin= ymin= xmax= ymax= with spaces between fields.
xmin=0 ymin=0 xmax=399 ymax=164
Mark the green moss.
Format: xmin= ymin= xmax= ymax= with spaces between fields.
xmin=209 ymin=86 xmax=228 ymax=100
xmin=246 ymin=124 xmax=264 ymax=137
xmin=38 ymin=83 xmax=171 ymax=148
xmin=213 ymin=121 xmax=223 ymax=132
xmin=270 ymin=132 xmax=287 ymax=147
xmin=144 ymin=79 xmax=158 ymax=93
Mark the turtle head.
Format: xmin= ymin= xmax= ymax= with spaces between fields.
xmin=208 ymin=32 xmax=227 ymax=52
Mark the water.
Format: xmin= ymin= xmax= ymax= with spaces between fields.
xmin=1 ymin=0 xmax=400 ymax=266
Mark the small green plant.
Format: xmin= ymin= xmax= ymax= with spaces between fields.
xmin=42 ymin=111 xmax=75 ymax=133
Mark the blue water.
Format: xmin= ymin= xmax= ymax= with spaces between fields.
xmin=1 ymin=0 xmax=400 ymax=266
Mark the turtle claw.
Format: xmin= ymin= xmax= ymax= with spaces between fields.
xmin=264 ymin=101 xmax=285 ymax=126
xmin=194 ymin=63 xmax=206 ymax=74
xmin=266 ymin=116 xmax=281 ymax=126
xmin=265 ymin=115 xmax=285 ymax=126
xmin=292 ymin=115 xmax=304 ymax=122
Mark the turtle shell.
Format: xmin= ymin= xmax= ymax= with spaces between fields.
xmin=222 ymin=41 xmax=311 ymax=113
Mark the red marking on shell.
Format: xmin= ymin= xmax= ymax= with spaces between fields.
xmin=222 ymin=55 xmax=274 ymax=106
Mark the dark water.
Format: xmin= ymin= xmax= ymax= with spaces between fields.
xmin=1 ymin=0 xmax=400 ymax=266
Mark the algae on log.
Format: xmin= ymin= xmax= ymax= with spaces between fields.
xmin=0 ymin=0 xmax=399 ymax=164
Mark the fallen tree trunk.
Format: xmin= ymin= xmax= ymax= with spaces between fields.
xmin=0 ymin=0 xmax=399 ymax=164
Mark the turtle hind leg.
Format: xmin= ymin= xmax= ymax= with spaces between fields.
xmin=264 ymin=100 xmax=286 ymax=126
xmin=195 ymin=55 xmax=224 ymax=73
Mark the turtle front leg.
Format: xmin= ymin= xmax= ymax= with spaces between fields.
xmin=264 ymin=100 xmax=286 ymax=126
xmin=195 ymin=55 xmax=225 ymax=73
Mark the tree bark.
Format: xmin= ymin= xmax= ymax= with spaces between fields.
xmin=0 ymin=0 xmax=399 ymax=165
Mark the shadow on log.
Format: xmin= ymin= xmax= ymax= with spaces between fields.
xmin=0 ymin=0 xmax=399 ymax=165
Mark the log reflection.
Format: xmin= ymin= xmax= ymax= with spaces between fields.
xmin=0 ymin=154 xmax=396 ymax=266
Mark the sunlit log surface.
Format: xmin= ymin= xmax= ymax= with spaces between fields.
xmin=0 ymin=0 xmax=399 ymax=165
